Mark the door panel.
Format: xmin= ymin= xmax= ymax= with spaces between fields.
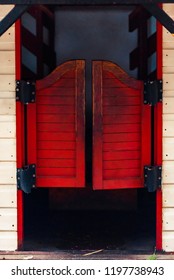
xmin=93 ymin=61 xmax=151 ymax=190
xmin=27 ymin=60 xmax=85 ymax=188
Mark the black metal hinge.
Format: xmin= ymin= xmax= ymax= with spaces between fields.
xmin=17 ymin=164 xmax=36 ymax=194
xmin=144 ymin=165 xmax=162 ymax=192
xmin=144 ymin=80 xmax=162 ymax=106
xmin=16 ymin=80 xmax=36 ymax=104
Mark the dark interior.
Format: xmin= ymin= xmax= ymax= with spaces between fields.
xmin=24 ymin=189 xmax=156 ymax=253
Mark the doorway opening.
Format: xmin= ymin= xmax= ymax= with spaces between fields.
xmin=20 ymin=5 xmax=160 ymax=253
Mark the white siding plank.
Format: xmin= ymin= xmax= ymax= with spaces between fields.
xmin=163 ymin=138 xmax=174 ymax=160
xmin=0 ymin=115 xmax=15 ymax=122
xmin=0 ymin=232 xmax=17 ymax=251
xmin=0 ymin=186 xmax=17 ymax=207
xmin=0 ymin=27 xmax=15 ymax=51
xmin=163 ymin=231 xmax=174 ymax=252
xmin=163 ymin=42 xmax=174 ymax=50
xmin=163 ymin=114 xmax=174 ymax=121
xmin=0 ymin=139 xmax=16 ymax=161
xmin=0 ymin=122 xmax=16 ymax=138
xmin=0 ymin=162 xmax=16 ymax=184
xmin=163 ymin=120 xmax=174 ymax=137
xmin=163 ymin=50 xmax=174 ymax=66
xmin=163 ymin=4 xmax=174 ymax=15
xmin=163 ymin=208 xmax=174 ymax=231
xmin=163 ymin=74 xmax=174 ymax=90
xmin=0 ymin=99 xmax=15 ymax=115
xmin=0 ymin=208 xmax=17 ymax=231
xmin=163 ymin=97 xmax=174 ymax=114
xmin=163 ymin=66 xmax=174 ymax=74
xmin=0 ymin=6 xmax=14 ymax=17
xmin=163 ymin=185 xmax=174 ymax=207
xmin=163 ymin=161 xmax=174 ymax=184
xmin=0 ymin=91 xmax=15 ymax=99
xmin=163 ymin=91 xmax=174 ymax=97
xmin=0 ymin=66 xmax=15 ymax=75
xmin=0 ymin=75 xmax=15 ymax=92
xmin=163 ymin=28 xmax=174 ymax=43
xmin=0 ymin=51 xmax=15 ymax=66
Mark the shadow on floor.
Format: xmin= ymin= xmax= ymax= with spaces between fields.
xmin=24 ymin=209 xmax=156 ymax=253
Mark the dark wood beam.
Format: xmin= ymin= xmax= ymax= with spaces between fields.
xmin=0 ymin=0 xmax=174 ymax=4
xmin=0 ymin=5 xmax=29 ymax=36
xmin=143 ymin=4 xmax=174 ymax=33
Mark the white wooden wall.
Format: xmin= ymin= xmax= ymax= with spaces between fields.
xmin=0 ymin=5 xmax=17 ymax=250
xmin=162 ymin=4 xmax=174 ymax=252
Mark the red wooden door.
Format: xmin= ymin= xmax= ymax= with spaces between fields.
xmin=93 ymin=61 xmax=151 ymax=190
xmin=27 ymin=60 xmax=85 ymax=188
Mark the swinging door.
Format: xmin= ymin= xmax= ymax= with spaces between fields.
xmin=27 ymin=60 xmax=85 ymax=188
xmin=93 ymin=61 xmax=151 ymax=190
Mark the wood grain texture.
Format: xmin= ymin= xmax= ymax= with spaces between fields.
xmin=93 ymin=61 xmax=103 ymax=189
xmin=28 ymin=60 xmax=85 ymax=188
xmin=93 ymin=61 xmax=150 ymax=190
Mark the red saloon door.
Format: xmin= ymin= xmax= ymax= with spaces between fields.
xmin=93 ymin=61 xmax=151 ymax=190
xmin=27 ymin=60 xmax=85 ymax=188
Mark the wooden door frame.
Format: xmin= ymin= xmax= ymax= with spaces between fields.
xmin=15 ymin=8 xmax=163 ymax=251
xmin=16 ymin=19 xmax=24 ymax=250
xmin=156 ymin=17 xmax=162 ymax=251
